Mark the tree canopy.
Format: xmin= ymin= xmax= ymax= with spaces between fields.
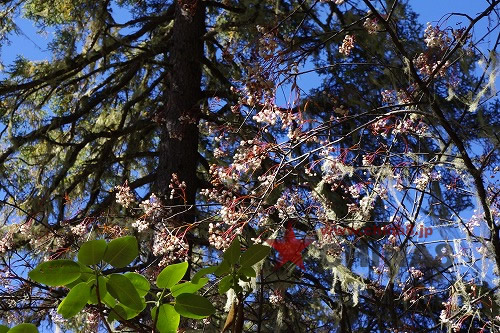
xmin=0 ymin=0 xmax=499 ymax=332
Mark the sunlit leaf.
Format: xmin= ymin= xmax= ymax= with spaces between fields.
xmin=106 ymin=274 xmax=143 ymax=311
xmin=28 ymin=260 xmax=81 ymax=286
xmin=170 ymin=278 xmax=208 ymax=297
xmin=57 ymin=282 xmax=90 ymax=318
xmin=240 ymin=245 xmax=271 ymax=268
xmin=156 ymin=262 xmax=188 ymax=289
xmin=103 ymin=236 xmax=138 ymax=268
xmin=152 ymin=304 xmax=180 ymax=333
xmin=78 ymin=239 xmax=107 ymax=266
xmin=174 ymin=293 xmax=215 ymax=319
xmin=218 ymin=275 xmax=232 ymax=294
xmin=7 ymin=323 xmax=38 ymax=333
xmin=191 ymin=266 xmax=217 ymax=283
xmin=124 ymin=272 xmax=150 ymax=297
xmin=223 ymin=238 xmax=241 ymax=265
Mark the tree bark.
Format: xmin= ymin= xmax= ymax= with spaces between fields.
xmin=155 ymin=0 xmax=205 ymax=225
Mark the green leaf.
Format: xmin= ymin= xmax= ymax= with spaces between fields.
xmin=0 ymin=325 xmax=9 ymax=333
xmin=103 ymin=236 xmax=138 ymax=268
xmin=218 ymin=275 xmax=232 ymax=294
xmin=106 ymin=274 xmax=143 ymax=311
xmin=77 ymin=263 xmax=95 ymax=282
xmin=64 ymin=264 xmax=94 ymax=288
xmin=174 ymin=293 xmax=215 ymax=319
xmin=124 ymin=300 xmax=146 ymax=318
xmin=28 ymin=260 xmax=81 ymax=286
xmin=124 ymin=272 xmax=150 ymax=297
xmin=238 ymin=266 xmax=256 ymax=277
xmin=57 ymin=282 xmax=90 ymax=318
xmin=108 ymin=304 xmax=128 ymax=323
xmin=63 ymin=279 xmax=80 ymax=289
xmin=170 ymin=278 xmax=208 ymax=297
xmin=88 ymin=276 xmax=108 ymax=305
xmin=223 ymin=238 xmax=241 ymax=265
xmin=152 ymin=304 xmax=180 ymax=333
xmin=7 ymin=324 xmax=38 ymax=333
xmin=156 ymin=262 xmax=188 ymax=289
xmin=239 ymin=275 xmax=250 ymax=282
xmin=108 ymin=301 xmax=145 ymax=321
xmin=214 ymin=260 xmax=230 ymax=277
xmin=78 ymin=239 xmax=107 ymax=266
xmin=191 ymin=266 xmax=218 ymax=283
xmin=102 ymin=292 xmax=116 ymax=308
xmin=240 ymin=245 xmax=271 ymax=268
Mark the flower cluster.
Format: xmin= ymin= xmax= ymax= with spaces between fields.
xmin=414 ymin=172 xmax=430 ymax=191
xmin=371 ymin=116 xmax=429 ymax=138
xmin=347 ymin=183 xmax=362 ymax=199
xmin=393 ymin=118 xmax=429 ymax=136
xmin=232 ymin=139 xmax=268 ymax=173
xmin=213 ymin=147 xmax=226 ymax=158
xmin=252 ymin=102 xmax=297 ymax=129
xmin=370 ymin=118 xmax=391 ymax=137
xmin=206 ymin=164 xmax=236 ymax=187
xmin=220 ymin=204 xmax=247 ymax=226
xmin=208 ymin=222 xmax=233 ymax=250
xmin=49 ymin=309 xmax=66 ymax=326
xmin=414 ymin=169 xmax=441 ymax=191
xmin=381 ymin=89 xmax=396 ymax=104
xmin=357 ymin=195 xmax=376 ymax=220
xmin=132 ymin=218 xmax=149 ymax=233
xmin=114 ymin=181 xmax=135 ymax=208
xmin=373 ymin=183 xmax=388 ymax=200
xmin=321 ymin=156 xmax=354 ymax=184
xmin=254 ymin=26 xmax=279 ymax=61
xmin=0 ymin=233 xmax=12 ymax=254
xmin=85 ymin=309 xmax=99 ymax=331
xmin=339 ymin=35 xmax=355 ymax=56
xmin=397 ymin=89 xmax=413 ymax=104
xmin=70 ymin=222 xmax=88 ymax=236
xmin=18 ymin=219 xmax=33 ymax=237
xmin=153 ymin=231 xmax=189 ymax=267
xmin=269 ymin=290 xmax=284 ymax=306
xmin=440 ymin=300 xmax=452 ymax=323
xmin=139 ymin=193 xmax=162 ymax=218
xmin=402 ymin=287 xmax=419 ymax=303
xmin=275 ymin=194 xmax=300 ymax=219
xmin=463 ymin=212 xmax=483 ymax=231
xmin=363 ymin=17 xmax=380 ymax=34
xmin=169 ymin=173 xmax=187 ymax=201
xmin=201 ymin=185 xmax=233 ymax=203
xmin=424 ymin=23 xmax=450 ymax=49
xmin=414 ymin=53 xmax=449 ymax=77
xmin=392 ymin=173 xmax=405 ymax=191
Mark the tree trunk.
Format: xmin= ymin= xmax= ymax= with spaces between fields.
xmin=155 ymin=0 xmax=205 ymax=226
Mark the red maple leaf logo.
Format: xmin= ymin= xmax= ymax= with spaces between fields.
xmin=267 ymin=223 xmax=312 ymax=270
